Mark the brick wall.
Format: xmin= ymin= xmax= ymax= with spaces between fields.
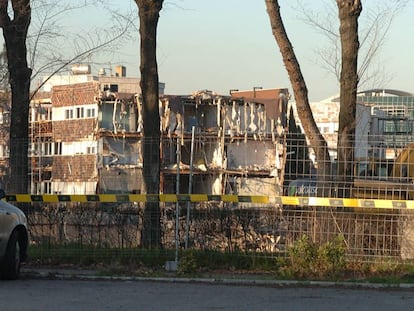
xmin=53 ymin=119 xmax=96 ymax=141
xmin=53 ymin=155 xmax=96 ymax=181
xmin=52 ymin=82 xmax=99 ymax=107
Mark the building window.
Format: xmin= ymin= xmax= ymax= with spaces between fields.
xmin=31 ymin=142 xmax=39 ymax=156
xmin=43 ymin=182 xmax=52 ymax=194
xmin=86 ymin=108 xmax=95 ymax=118
xmin=110 ymin=84 xmax=118 ymax=92
xmin=0 ymin=110 xmax=8 ymax=124
xmin=86 ymin=146 xmax=95 ymax=154
xmin=54 ymin=142 xmax=62 ymax=155
xmin=0 ymin=145 xmax=8 ymax=157
xmin=43 ymin=142 xmax=53 ymax=156
xmin=65 ymin=109 xmax=73 ymax=119
xmin=36 ymin=106 xmax=52 ymax=121
xmin=76 ymin=107 xmax=84 ymax=118
xmin=383 ymin=119 xmax=411 ymax=135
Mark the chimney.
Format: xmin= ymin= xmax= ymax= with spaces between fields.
xmin=115 ymin=65 xmax=126 ymax=77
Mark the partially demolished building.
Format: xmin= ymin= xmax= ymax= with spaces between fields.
xmin=29 ymin=66 xmax=289 ymax=196
xmin=160 ymin=89 xmax=289 ymax=197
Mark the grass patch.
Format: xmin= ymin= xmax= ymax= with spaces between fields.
xmin=177 ymin=249 xmax=282 ymax=276
xmin=28 ymin=243 xmax=173 ymax=269
xmin=26 ymin=242 xmax=414 ymax=283
xmin=27 ymin=243 xmax=283 ymax=276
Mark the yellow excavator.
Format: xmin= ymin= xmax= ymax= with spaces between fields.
xmin=353 ymin=143 xmax=414 ymax=200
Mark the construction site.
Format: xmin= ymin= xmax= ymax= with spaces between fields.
xmin=27 ymin=65 xmax=288 ymax=199
xmin=2 ymin=66 xmax=414 ymax=261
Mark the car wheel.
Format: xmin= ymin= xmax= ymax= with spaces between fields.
xmin=1 ymin=230 xmax=21 ymax=280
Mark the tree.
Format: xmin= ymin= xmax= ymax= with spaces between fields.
xmin=134 ymin=0 xmax=163 ymax=248
xmin=28 ymin=0 xmax=135 ymax=98
xmin=294 ymin=1 xmax=404 ymax=193
xmin=0 ymin=0 xmax=135 ymax=195
xmin=0 ymin=0 xmax=32 ymax=194
xmin=295 ymin=0 xmax=407 ymax=90
xmin=336 ymin=0 xmax=362 ymax=195
xmin=0 ymin=44 xmax=10 ymax=188
xmin=265 ymin=0 xmax=331 ymax=192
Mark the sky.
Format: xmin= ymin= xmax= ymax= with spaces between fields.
xmin=25 ymin=0 xmax=414 ymax=102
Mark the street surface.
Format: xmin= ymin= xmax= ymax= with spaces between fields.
xmin=1 ymin=278 xmax=414 ymax=310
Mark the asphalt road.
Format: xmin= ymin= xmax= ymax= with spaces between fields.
xmin=1 ymin=278 xmax=414 ymax=311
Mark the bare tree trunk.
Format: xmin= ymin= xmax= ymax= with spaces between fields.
xmin=265 ymin=0 xmax=331 ymax=192
xmin=135 ymin=0 xmax=163 ymax=248
xmin=0 ymin=0 xmax=32 ymax=194
xmin=336 ymin=0 xmax=362 ymax=196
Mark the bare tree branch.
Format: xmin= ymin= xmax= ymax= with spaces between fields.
xmin=28 ymin=0 xmax=136 ymax=92
xmin=294 ymin=0 xmax=408 ymax=88
xmin=30 ymin=9 xmax=134 ymax=99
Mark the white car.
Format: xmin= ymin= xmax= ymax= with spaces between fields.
xmin=0 ymin=190 xmax=28 ymax=280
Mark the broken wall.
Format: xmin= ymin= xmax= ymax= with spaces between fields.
xmin=99 ymin=137 xmax=142 ymax=167
xmin=224 ymin=102 xmax=272 ymax=137
xmin=228 ymin=177 xmax=280 ymax=196
xmin=98 ymin=167 xmax=143 ymax=194
xmin=97 ymin=136 xmax=143 ymax=194
xmin=162 ymin=173 xmax=223 ymax=195
xmin=226 ymin=140 xmax=277 ymax=171
xmin=158 ymin=91 xmax=288 ymax=197
xmin=98 ymin=100 xmax=138 ymax=133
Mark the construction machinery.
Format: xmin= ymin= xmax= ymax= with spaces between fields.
xmin=352 ymin=102 xmax=414 ymax=200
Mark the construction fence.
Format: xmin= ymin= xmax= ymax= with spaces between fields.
xmin=4 ymin=129 xmax=414 ymax=263
xmin=10 ymin=196 xmax=414 ymax=263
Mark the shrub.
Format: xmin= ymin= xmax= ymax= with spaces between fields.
xmin=178 ymin=250 xmax=198 ymax=275
xmin=283 ymin=234 xmax=346 ymax=279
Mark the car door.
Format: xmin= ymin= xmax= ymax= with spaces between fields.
xmin=0 ymin=202 xmax=14 ymax=257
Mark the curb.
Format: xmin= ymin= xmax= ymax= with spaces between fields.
xmin=21 ymin=268 xmax=414 ymax=290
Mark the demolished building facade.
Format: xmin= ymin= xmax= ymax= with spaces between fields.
xmin=29 ymin=67 xmax=289 ymax=197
